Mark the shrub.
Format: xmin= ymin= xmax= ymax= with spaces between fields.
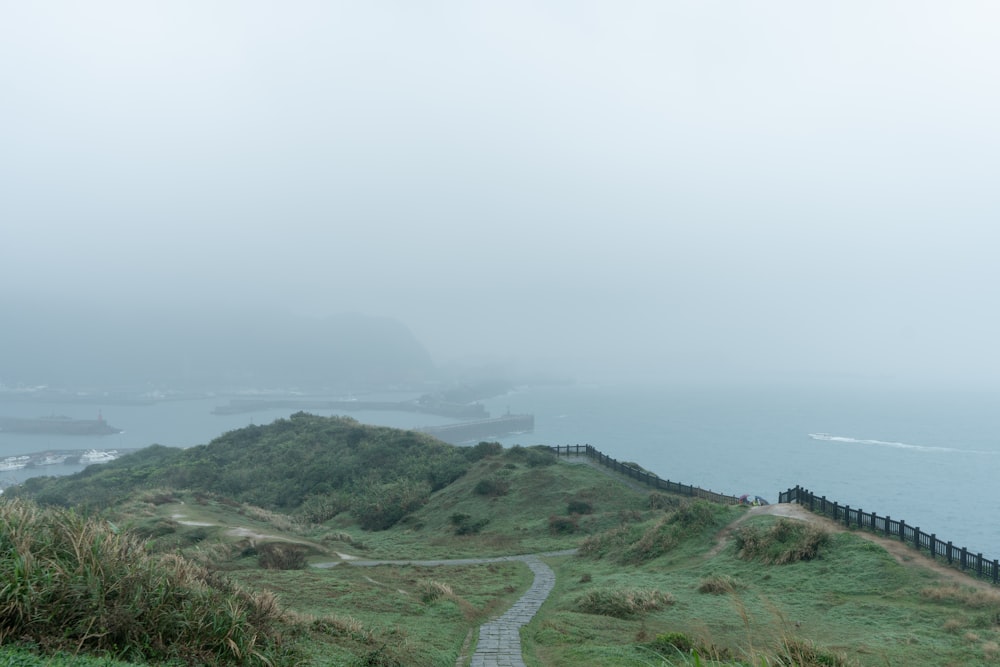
xmin=297 ymin=493 xmax=350 ymax=523
xmin=697 ymin=574 xmax=744 ymax=594
xmin=465 ymin=441 xmax=503 ymax=461
xmin=473 ymin=477 xmax=510 ymax=497
xmin=579 ymin=523 xmax=639 ymax=560
xmin=141 ymin=490 xmax=179 ymax=505
xmin=734 ymin=519 xmax=831 ymax=564
xmin=584 ymin=500 xmax=724 ymax=565
xmin=257 ymin=543 xmax=307 ymax=570
xmin=450 ymin=514 xmax=489 ymax=535
xmin=417 ymin=579 xmax=454 ymax=603
xmin=548 ymin=515 xmax=579 ymax=534
xmin=567 ymin=499 xmax=594 ymax=515
xmin=781 ymin=638 xmax=851 ymax=667
xmin=503 ymin=445 xmax=555 ymax=467
xmin=350 ymin=479 xmax=430 ymax=530
xmin=671 ymin=499 xmax=719 ymax=530
xmin=575 ymin=587 xmax=673 ymax=618
xmin=921 ymin=584 xmax=1000 ymax=609
xmin=648 ymin=492 xmax=680 ymax=510
xmin=652 ymin=631 xmax=695 ymax=653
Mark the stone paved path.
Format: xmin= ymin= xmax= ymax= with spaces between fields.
xmin=469 ymin=554 xmax=556 ymax=667
xmin=313 ymin=549 xmax=575 ymax=665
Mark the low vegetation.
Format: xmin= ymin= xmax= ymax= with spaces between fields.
xmin=575 ymin=587 xmax=674 ymax=618
xmin=5 ymin=414 xmax=1000 ymax=665
xmin=734 ymin=517 xmax=831 ymax=564
xmin=0 ymin=499 xmax=295 ymax=666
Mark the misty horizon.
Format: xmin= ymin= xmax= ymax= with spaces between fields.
xmin=4 ymin=2 xmax=1000 ymax=392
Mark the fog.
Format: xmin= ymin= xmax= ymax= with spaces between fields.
xmin=3 ymin=2 xmax=1000 ymax=390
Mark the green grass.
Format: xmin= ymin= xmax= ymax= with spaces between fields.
xmin=0 ymin=499 xmax=298 ymax=666
xmin=522 ymin=513 xmax=1000 ymax=666
xmin=9 ymin=431 xmax=1000 ymax=666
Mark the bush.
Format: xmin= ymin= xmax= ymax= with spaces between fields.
xmin=297 ymin=493 xmax=349 ymax=523
xmin=697 ymin=574 xmax=744 ymax=594
xmin=734 ymin=519 xmax=831 ymax=564
xmin=671 ymin=499 xmax=719 ymax=530
xmin=582 ymin=500 xmax=724 ymax=564
xmin=652 ymin=632 xmax=695 ymax=653
xmin=648 ymin=492 xmax=680 ymax=510
xmin=781 ymin=638 xmax=851 ymax=666
xmin=257 ymin=543 xmax=307 ymax=570
xmin=575 ymin=587 xmax=673 ymax=618
xmin=548 ymin=515 xmax=579 ymax=534
xmin=350 ymin=479 xmax=430 ymax=530
xmin=473 ymin=477 xmax=510 ymax=497
xmin=450 ymin=514 xmax=490 ymax=535
xmin=503 ymin=445 xmax=555 ymax=467
xmin=567 ymin=499 xmax=594 ymax=515
xmin=465 ymin=441 xmax=503 ymax=461
xmin=417 ymin=579 xmax=454 ymax=603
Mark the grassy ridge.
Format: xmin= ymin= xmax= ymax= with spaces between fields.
xmin=7 ymin=415 xmax=1000 ymax=665
xmin=10 ymin=413 xmax=477 ymax=528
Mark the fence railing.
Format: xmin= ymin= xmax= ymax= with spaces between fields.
xmin=549 ymin=444 xmax=740 ymax=505
xmin=780 ymin=485 xmax=999 ymax=584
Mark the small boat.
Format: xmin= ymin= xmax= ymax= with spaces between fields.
xmin=808 ymin=433 xmax=834 ymax=441
xmin=79 ymin=449 xmax=119 ymax=465
xmin=33 ymin=453 xmax=69 ymax=466
xmin=0 ymin=455 xmax=30 ymax=471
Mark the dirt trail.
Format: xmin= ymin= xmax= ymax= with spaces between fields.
xmin=710 ymin=503 xmax=998 ymax=592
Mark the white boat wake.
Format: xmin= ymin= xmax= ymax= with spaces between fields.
xmin=808 ymin=433 xmax=989 ymax=454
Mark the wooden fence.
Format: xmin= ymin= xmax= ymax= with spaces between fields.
xmin=780 ymin=485 xmax=999 ymax=584
xmin=548 ymin=444 xmax=740 ymax=505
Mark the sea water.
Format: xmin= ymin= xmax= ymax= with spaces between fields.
xmin=3 ymin=384 xmax=998 ymax=557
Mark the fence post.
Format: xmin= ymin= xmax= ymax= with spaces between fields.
xmin=884 ymin=515 xmax=890 ymax=536
xmin=929 ymin=534 xmax=936 ymax=559
xmin=844 ymin=505 xmax=851 ymax=527
xmin=978 ymin=553 xmax=984 ymax=578
xmin=947 ymin=541 xmax=953 ymax=564
xmin=994 ymin=560 xmax=999 ymax=585
xmin=914 ymin=528 xmax=920 ymax=550
xmin=857 ymin=508 xmax=863 ymax=529
xmin=899 ymin=519 xmax=906 ymax=542
xmin=961 ymin=547 xmax=968 ymax=571
xmin=821 ymin=495 xmax=826 ymax=513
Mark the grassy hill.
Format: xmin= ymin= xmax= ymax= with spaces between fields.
xmin=4 ymin=415 xmax=1000 ymax=666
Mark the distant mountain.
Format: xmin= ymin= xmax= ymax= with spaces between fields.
xmin=0 ymin=297 xmax=435 ymax=391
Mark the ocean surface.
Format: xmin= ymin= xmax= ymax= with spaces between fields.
xmin=3 ymin=383 xmax=998 ymax=558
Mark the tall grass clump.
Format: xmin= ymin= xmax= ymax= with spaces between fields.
xmin=581 ymin=499 xmax=725 ymax=564
xmin=575 ymin=587 xmax=673 ymax=618
xmin=734 ymin=518 xmax=830 ymax=564
xmin=0 ymin=498 xmax=297 ymax=665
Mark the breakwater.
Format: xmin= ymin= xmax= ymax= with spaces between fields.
xmin=418 ymin=414 xmax=534 ymax=445
xmin=211 ymin=398 xmax=487 ymax=419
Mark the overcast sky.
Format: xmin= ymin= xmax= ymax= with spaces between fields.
xmin=3 ymin=2 xmax=999 ymax=388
